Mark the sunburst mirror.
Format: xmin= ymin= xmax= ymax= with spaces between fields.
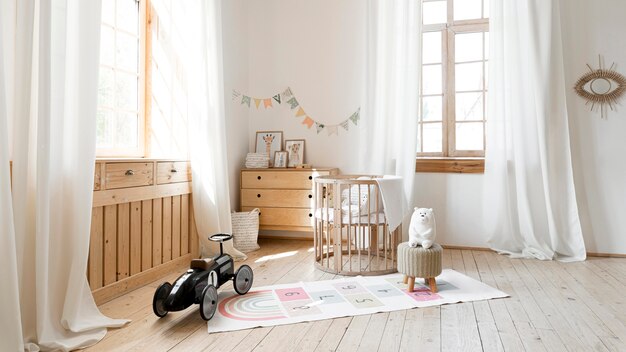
xmin=574 ymin=56 xmax=626 ymax=119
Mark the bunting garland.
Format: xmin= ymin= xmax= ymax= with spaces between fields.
xmin=234 ymin=87 xmax=359 ymax=136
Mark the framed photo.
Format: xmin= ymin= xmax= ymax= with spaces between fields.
xmin=273 ymin=151 xmax=288 ymax=168
xmin=284 ymin=139 xmax=305 ymax=167
xmin=255 ymin=131 xmax=283 ymax=167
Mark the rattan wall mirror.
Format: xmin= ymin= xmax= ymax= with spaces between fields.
xmin=574 ymin=56 xmax=626 ymax=119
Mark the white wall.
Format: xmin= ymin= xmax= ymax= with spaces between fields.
xmin=244 ymin=0 xmax=365 ymax=173
xmin=222 ymin=0 xmax=251 ymax=210
xmin=221 ymin=0 xmax=626 ymax=254
xmin=561 ymin=0 xmax=626 ymax=254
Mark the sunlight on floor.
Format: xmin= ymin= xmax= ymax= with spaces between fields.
xmin=255 ymin=251 xmax=298 ymax=263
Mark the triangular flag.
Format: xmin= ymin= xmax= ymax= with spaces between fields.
xmin=232 ymin=90 xmax=241 ymax=100
xmin=315 ymin=122 xmax=325 ymax=134
xmin=282 ymin=87 xmax=293 ymax=98
xmin=295 ymin=107 xmax=306 ymax=117
xmin=286 ymin=97 xmax=299 ymax=109
xmin=349 ymin=109 xmax=360 ymax=125
xmin=241 ymin=95 xmax=251 ymax=107
xmin=340 ymin=120 xmax=350 ymax=131
xmin=273 ymin=94 xmax=281 ymax=104
xmin=327 ymin=125 xmax=338 ymax=136
xmin=302 ymin=116 xmax=314 ymax=129
xmin=254 ymin=98 xmax=262 ymax=109
xmin=263 ymin=98 xmax=273 ymax=108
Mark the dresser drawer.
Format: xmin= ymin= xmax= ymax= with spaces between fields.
xmin=157 ymin=161 xmax=191 ymax=184
xmin=241 ymin=171 xmax=328 ymax=189
xmin=241 ymin=189 xmax=313 ymax=208
xmin=105 ymin=162 xmax=154 ymax=189
xmin=242 ymin=207 xmax=313 ymax=227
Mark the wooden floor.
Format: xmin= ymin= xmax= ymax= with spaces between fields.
xmin=84 ymin=239 xmax=626 ymax=352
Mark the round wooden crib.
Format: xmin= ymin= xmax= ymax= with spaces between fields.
xmin=313 ymin=175 xmax=401 ymax=276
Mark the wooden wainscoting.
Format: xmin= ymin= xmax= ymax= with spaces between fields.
xmin=88 ymin=159 xmax=199 ymax=304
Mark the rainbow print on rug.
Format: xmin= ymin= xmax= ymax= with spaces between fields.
xmin=207 ymin=269 xmax=508 ymax=333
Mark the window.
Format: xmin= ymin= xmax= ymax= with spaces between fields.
xmin=97 ymin=0 xmax=149 ymax=157
xmin=418 ymin=0 xmax=489 ymax=159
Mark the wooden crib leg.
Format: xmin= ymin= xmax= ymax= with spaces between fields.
xmin=403 ymin=275 xmax=408 ymax=284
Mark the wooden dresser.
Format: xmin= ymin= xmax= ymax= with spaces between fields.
xmin=240 ymin=168 xmax=338 ymax=232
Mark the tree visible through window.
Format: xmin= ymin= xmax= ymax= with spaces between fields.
xmin=97 ymin=0 xmax=146 ymax=157
xmin=418 ymin=0 xmax=489 ymax=158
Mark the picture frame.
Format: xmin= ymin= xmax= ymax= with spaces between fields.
xmin=255 ymin=131 xmax=283 ymax=167
xmin=284 ymin=139 xmax=305 ymax=168
xmin=273 ymin=151 xmax=288 ymax=168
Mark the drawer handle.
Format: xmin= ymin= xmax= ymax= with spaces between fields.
xmin=125 ymin=170 xmax=135 ymax=176
xmin=258 ymin=212 xmax=261 ymax=216
xmin=257 ymin=194 xmax=261 ymax=198
xmin=170 ymin=169 xmax=178 ymax=173
xmin=309 ymin=213 xmax=313 ymax=217
xmin=257 ymin=176 xmax=262 ymax=180
xmin=308 ymin=176 xmax=313 ymax=180
xmin=308 ymin=194 xmax=313 ymax=199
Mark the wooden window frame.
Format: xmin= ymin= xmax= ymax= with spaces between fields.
xmin=96 ymin=0 xmax=152 ymax=158
xmin=417 ymin=0 xmax=488 ymax=173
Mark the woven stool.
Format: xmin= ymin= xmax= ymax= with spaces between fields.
xmin=397 ymin=242 xmax=442 ymax=292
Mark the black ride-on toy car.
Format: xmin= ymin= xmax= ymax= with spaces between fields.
xmin=152 ymin=233 xmax=254 ymax=321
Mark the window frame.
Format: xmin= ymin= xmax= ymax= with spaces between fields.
xmin=96 ymin=0 xmax=152 ymax=158
xmin=418 ymin=0 xmax=489 ymax=164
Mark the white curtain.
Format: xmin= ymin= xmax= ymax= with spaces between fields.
xmin=359 ymin=0 xmax=421 ymax=225
xmin=0 ymin=0 xmax=128 ymax=350
xmin=484 ymin=0 xmax=586 ymax=261
xmin=180 ymin=0 xmax=245 ymax=260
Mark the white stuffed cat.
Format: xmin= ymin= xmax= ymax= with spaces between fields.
xmin=408 ymin=207 xmax=436 ymax=249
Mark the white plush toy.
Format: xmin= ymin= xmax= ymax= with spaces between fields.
xmin=408 ymin=207 xmax=436 ymax=249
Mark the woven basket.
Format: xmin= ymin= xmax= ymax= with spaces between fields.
xmin=232 ymin=208 xmax=260 ymax=253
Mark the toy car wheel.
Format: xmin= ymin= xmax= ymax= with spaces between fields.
xmin=200 ymin=284 xmax=218 ymax=321
xmin=234 ymin=265 xmax=254 ymax=295
xmin=153 ymin=282 xmax=172 ymax=318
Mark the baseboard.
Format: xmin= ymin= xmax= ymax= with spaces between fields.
xmin=586 ymin=252 xmax=626 ymax=258
xmin=441 ymin=245 xmax=626 ymax=258
xmin=92 ymin=254 xmax=192 ymax=305
xmin=259 ymin=234 xmax=313 ymax=241
xmin=257 ymin=236 xmax=626 ymax=258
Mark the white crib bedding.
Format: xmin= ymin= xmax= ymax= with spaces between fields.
xmin=314 ymin=208 xmax=386 ymax=224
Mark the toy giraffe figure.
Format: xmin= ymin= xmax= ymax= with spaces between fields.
xmin=263 ymin=134 xmax=274 ymax=157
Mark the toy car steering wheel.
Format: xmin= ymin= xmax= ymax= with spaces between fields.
xmin=209 ymin=233 xmax=233 ymax=242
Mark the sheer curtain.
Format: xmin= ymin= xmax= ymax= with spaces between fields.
xmin=484 ymin=0 xmax=586 ymax=261
xmin=0 ymin=0 xmax=128 ymax=350
xmin=180 ymin=0 xmax=245 ymax=260
xmin=359 ymin=0 xmax=421 ymax=227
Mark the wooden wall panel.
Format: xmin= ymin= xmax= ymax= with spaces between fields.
xmin=130 ymin=201 xmax=142 ymax=275
xmin=141 ymin=199 xmax=153 ymax=271
xmin=152 ymin=199 xmax=162 ymax=266
xmin=162 ymin=196 xmax=172 ymax=262
xmin=181 ymin=194 xmax=189 ymax=255
xmin=172 ymin=195 xmax=181 ymax=259
xmin=103 ymin=205 xmax=118 ymax=286
xmin=89 ymin=207 xmax=104 ymax=290
xmin=117 ymin=203 xmax=130 ymax=280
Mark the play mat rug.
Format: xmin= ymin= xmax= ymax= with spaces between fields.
xmin=207 ymin=269 xmax=508 ymax=333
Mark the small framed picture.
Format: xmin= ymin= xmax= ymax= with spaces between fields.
xmin=255 ymin=131 xmax=283 ymax=167
xmin=284 ymin=139 xmax=305 ymax=167
xmin=273 ymin=151 xmax=288 ymax=168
